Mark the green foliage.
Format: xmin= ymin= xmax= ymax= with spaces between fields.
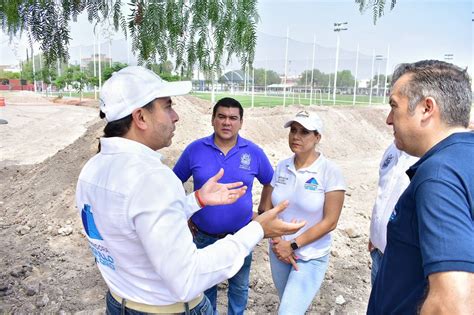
xmin=298 ymin=69 xmax=354 ymax=88
xmin=0 ymin=70 xmax=20 ymax=79
xmin=253 ymin=68 xmax=280 ymax=85
xmin=298 ymin=69 xmax=329 ymax=87
xmin=355 ymin=0 xmax=397 ymax=24
xmin=337 ymin=70 xmax=355 ymax=88
xmin=371 ymin=73 xmax=391 ymax=87
xmin=1 ymin=0 xmax=259 ymax=78
xmin=102 ymin=62 xmax=128 ymax=81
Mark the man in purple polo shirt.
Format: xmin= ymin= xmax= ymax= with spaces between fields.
xmin=173 ymin=97 xmax=273 ymax=315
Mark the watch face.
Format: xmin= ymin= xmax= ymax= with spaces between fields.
xmin=291 ymin=241 xmax=298 ymax=250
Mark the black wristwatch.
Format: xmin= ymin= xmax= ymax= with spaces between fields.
xmin=290 ymin=239 xmax=299 ymax=251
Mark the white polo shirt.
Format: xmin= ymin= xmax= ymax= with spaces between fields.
xmin=271 ymin=153 xmax=346 ymax=260
xmin=369 ymin=142 xmax=418 ymax=253
xmin=76 ymin=137 xmax=263 ymax=305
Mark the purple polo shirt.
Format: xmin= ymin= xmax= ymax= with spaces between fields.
xmin=173 ymin=134 xmax=273 ymax=234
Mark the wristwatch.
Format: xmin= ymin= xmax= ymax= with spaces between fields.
xmin=290 ymin=239 xmax=299 ymax=251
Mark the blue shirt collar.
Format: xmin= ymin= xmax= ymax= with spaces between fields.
xmin=407 ymin=131 xmax=474 ymax=179
xmin=203 ymin=133 xmax=248 ymax=151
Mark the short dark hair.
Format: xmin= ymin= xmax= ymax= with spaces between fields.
xmin=391 ymin=60 xmax=472 ymax=128
xmin=97 ymin=100 xmax=155 ymax=151
xmin=212 ymin=97 xmax=244 ymax=119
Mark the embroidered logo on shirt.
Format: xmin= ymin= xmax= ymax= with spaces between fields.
xmin=82 ymin=204 xmax=115 ymax=270
xmin=239 ymin=153 xmax=251 ymax=170
xmin=389 ymin=209 xmax=397 ymax=221
xmin=81 ymin=204 xmax=103 ymax=240
xmin=304 ymin=177 xmax=319 ymax=191
xmin=276 ymin=175 xmax=288 ymax=185
xmin=381 ymin=154 xmax=394 ymax=169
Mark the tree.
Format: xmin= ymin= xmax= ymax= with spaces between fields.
xmin=0 ymin=0 xmax=259 ymax=76
xmin=102 ymin=62 xmax=128 ymax=81
xmin=72 ymin=70 xmax=90 ymax=101
xmin=336 ymin=70 xmax=355 ymax=88
xmin=253 ymin=68 xmax=280 ymax=85
xmin=298 ymin=69 xmax=329 ymax=87
xmin=355 ymin=0 xmax=397 ymax=24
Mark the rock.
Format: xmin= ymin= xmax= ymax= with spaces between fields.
xmin=325 ymin=270 xmax=334 ymax=280
xmin=25 ymin=284 xmax=39 ymax=296
xmin=0 ymin=284 xmax=13 ymax=297
xmin=335 ymin=295 xmax=346 ymax=305
xmin=345 ymin=227 xmax=361 ymax=238
xmin=23 ymin=302 xmax=36 ymax=312
xmin=36 ymin=294 xmax=49 ymax=307
xmin=263 ymin=293 xmax=279 ymax=312
xmin=16 ymin=225 xmax=31 ymax=235
xmin=10 ymin=265 xmax=31 ymax=278
xmin=57 ymin=225 xmax=73 ymax=236
xmin=330 ymin=250 xmax=339 ymax=258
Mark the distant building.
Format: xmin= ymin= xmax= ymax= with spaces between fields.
xmin=80 ymin=54 xmax=112 ymax=70
xmin=0 ymin=64 xmax=21 ymax=73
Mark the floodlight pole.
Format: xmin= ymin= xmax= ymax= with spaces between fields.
xmin=369 ymin=49 xmax=375 ymax=106
xmin=32 ymin=46 xmax=37 ymax=93
xmin=264 ymin=59 xmax=267 ymax=97
xmin=333 ymin=22 xmax=348 ymax=105
xmin=375 ymin=54 xmax=383 ymax=99
xmin=310 ymin=34 xmax=316 ymax=106
xmin=283 ymin=27 xmax=289 ymax=107
xmin=93 ymin=34 xmax=97 ymax=100
xmin=98 ymin=30 xmax=102 ymax=90
xmin=383 ymin=45 xmax=390 ymax=104
xmin=251 ymin=67 xmax=255 ymax=108
xmin=352 ymin=43 xmax=359 ymax=106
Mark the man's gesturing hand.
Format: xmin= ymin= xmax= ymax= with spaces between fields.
xmin=197 ymin=168 xmax=247 ymax=206
xmin=254 ymin=201 xmax=306 ymax=238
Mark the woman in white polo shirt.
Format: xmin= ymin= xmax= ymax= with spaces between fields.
xmin=259 ymin=110 xmax=346 ymax=314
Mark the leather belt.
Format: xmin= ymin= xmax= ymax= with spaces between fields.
xmin=110 ymin=291 xmax=203 ymax=314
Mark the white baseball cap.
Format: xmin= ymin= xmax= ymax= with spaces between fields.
xmin=284 ymin=110 xmax=324 ymax=133
xmin=99 ymin=66 xmax=192 ymax=122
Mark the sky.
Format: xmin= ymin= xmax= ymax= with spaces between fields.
xmin=1 ymin=0 xmax=472 ymax=79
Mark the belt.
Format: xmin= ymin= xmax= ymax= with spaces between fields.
xmin=197 ymin=227 xmax=233 ymax=239
xmin=110 ymin=291 xmax=203 ymax=314
xmin=190 ymin=219 xmax=234 ymax=239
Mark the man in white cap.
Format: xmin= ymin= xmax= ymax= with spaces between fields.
xmin=75 ymin=66 xmax=305 ymax=315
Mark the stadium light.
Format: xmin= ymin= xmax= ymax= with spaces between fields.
xmin=333 ymin=22 xmax=348 ymax=105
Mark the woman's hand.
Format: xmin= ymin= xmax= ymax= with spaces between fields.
xmin=272 ymin=238 xmax=293 ymax=259
xmin=280 ymin=253 xmax=299 ymax=271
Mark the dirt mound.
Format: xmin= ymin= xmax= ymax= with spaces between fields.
xmin=0 ymin=95 xmax=393 ymax=314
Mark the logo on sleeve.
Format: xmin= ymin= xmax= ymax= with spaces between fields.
xmin=239 ymin=153 xmax=251 ymax=170
xmin=81 ymin=204 xmax=103 ymax=240
xmin=381 ymin=154 xmax=394 ymax=169
xmin=304 ymin=177 xmax=319 ymax=191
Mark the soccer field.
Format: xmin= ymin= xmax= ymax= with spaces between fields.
xmin=191 ymin=91 xmax=387 ymax=107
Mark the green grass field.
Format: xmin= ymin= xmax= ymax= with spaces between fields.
xmin=191 ymin=92 xmax=387 ymax=107
xmin=49 ymin=90 xmax=387 ymax=107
